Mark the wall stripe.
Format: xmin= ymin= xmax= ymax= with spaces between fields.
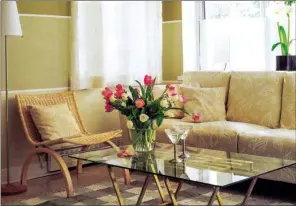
xmin=19 ymin=14 xmax=71 ymax=19
xmin=1 ymin=87 xmax=69 ymax=95
xmin=162 ymin=20 xmax=182 ymax=24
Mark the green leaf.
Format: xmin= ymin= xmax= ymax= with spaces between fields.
xmin=135 ymin=80 xmax=145 ymax=99
xmin=271 ymin=42 xmax=282 ymax=51
xmin=278 ymin=26 xmax=289 ymax=55
xmin=272 ymin=42 xmax=288 ymax=56
xmin=129 ymin=86 xmax=139 ymax=101
xmin=279 ymin=26 xmax=288 ymax=45
xmin=146 ymin=85 xmax=152 ymax=101
xmin=284 ymin=0 xmax=296 ymax=6
xmin=156 ymin=116 xmax=164 ymax=127
xmin=289 ymin=39 xmax=295 ymax=46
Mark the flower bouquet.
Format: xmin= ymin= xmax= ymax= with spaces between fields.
xmin=102 ymin=75 xmax=188 ymax=152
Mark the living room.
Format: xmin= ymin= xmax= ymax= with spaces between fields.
xmin=1 ymin=1 xmax=295 ymax=205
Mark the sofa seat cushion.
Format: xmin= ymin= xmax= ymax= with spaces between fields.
xmin=157 ymin=119 xmax=267 ymax=152
xmin=226 ymin=72 xmax=284 ymax=128
xmin=238 ymin=129 xmax=296 ymax=160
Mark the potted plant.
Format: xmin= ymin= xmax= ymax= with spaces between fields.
xmin=270 ymin=0 xmax=296 ymax=71
xmin=101 ymin=75 xmax=188 ymax=152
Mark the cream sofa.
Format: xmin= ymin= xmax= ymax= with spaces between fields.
xmin=120 ymin=71 xmax=296 ymax=184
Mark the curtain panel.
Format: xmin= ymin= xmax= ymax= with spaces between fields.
xmin=70 ymin=1 xmax=162 ymax=90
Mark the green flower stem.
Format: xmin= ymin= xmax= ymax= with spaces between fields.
xmin=287 ymin=14 xmax=290 ymax=55
xmin=277 ymin=22 xmax=284 ymax=55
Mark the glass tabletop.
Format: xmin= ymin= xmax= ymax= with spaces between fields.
xmin=69 ymin=143 xmax=296 ymax=187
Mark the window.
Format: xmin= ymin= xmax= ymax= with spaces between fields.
xmin=182 ymin=1 xmax=296 ymax=72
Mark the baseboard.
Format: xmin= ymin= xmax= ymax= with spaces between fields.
xmin=1 ymin=163 xmax=60 ymax=184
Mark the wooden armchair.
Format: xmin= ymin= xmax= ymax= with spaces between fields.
xmin=15 ymin=91 xmax=130 ymax=197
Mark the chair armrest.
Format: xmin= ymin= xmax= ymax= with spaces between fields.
xmin=36 ymin=138 xmax=64 ymax=147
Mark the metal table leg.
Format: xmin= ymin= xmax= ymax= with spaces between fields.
xmin=136 ymin=174 xmax=151 ymax=205
xmin=175 ymin=181 xmax=183 ymax=199
xmin=164 ymin=178 xmax=178 ymax=205
xmin=153 ymin=175 xmax=167 ymax=203
xmin=108 ymin=165 xmax=125 ymax=205
xmin=241 ymin=177 xmax=258 ymax=205
xmin=208 ymin=187 xmax=220 ymax=206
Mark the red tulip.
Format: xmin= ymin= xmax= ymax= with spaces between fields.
xmin=144 ymin=75 xmax=153 ymax=85
xmin=105 ymin=103 xmax=113 ymax=112
xmin=167 ymin=84 xmax=175 ymax=93
xmin=115 ymin=90 xmax=124 ymax=99
xmin=116 ymin=84 xmax=124 ymax=92
xmin=135 ymin=98 xmax=145 ymax=108
xmin=192 ymin=112 xmax=200 ymax=122
xmin=102 ymin=87 xmax=113 ymax=101
xmin=114 ymin=84 xmax=124 ymax=99
xmin=135 ymin=88 xmax=140 ymax=93
xmin=179 ymin=95 xmax=186 ymax=103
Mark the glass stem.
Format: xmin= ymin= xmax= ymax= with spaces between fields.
xmin=174 ymin=144 xmax=177 ymax=160
xmin=182 ymin=139 xmax=186 ymax=155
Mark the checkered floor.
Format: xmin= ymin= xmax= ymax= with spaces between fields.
xmin=5 ymin=174 xmax=295 ymax=205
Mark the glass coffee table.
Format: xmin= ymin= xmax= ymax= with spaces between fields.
xmin=69 ymin=143 xmax=295 ymax=206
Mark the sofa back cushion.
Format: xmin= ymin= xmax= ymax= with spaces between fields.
xmin=280 ymin=72 xmax=296 ymax=129
xmin=226 ymin=72 xmax=284 ymax=128
xmin=183 ymin=71 xmax=231 ymax=102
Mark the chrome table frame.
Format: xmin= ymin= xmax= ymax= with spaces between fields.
xmin=107 ymin=165 xmax=258 ymax=206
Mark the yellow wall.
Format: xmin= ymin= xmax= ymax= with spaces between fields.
xmin=163 ymin=22 xmax=183 ymax=81
xmin=163 ymin=1 xmax=182 ymax=21
xmin=17 ymin=1 xmax=70 ymax=16
xmin=2 ymin=1 xmax=183 ymax=89
xmin=1 ymin=16 xmax=70 ymax=91
xmin=162 ymin=1 xmax=183 ymax=81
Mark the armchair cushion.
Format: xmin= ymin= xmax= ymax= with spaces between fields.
xmin=29 ymin=104 xmax=83 ymax=141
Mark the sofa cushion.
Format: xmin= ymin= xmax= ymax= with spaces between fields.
xmin=280 ymin=72 xmax=296 ymax=129
xmin=157 ymin=119 xmax=267 ymax=152
xmin=238 ymin=129 xmax=296 ymax=160
xmin=226 ymin=72 xmax=284 ymax=128
xmin=182 ymin=71 xmax=231 ymax=101
xmin=181 ymin=87 xmax=227 ymax=123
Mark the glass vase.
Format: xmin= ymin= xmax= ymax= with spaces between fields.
xmin=129 ymin=128 xmax=156 ymax=152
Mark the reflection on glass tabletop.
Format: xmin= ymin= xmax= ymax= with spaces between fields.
xmin=69 ymin=143 xmax=295 ymax=187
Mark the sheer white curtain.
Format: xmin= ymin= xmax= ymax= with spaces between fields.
xmin=70 ymin=1 xmax=162 ymax=90
xmin=182 ymin=1 xmax=295 ymax=72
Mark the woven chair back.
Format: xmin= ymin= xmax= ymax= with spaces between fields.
xmin=15 ymin=91 xmax=88 ymax=145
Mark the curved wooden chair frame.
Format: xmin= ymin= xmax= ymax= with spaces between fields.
xmin=21 ymin=147 xmax=74 ymax=197
xmin=16 ymin=91 xmax=130 ymax=197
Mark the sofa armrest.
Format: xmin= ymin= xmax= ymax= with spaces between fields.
xmin=118 ymin=113 xmax=131 ymax=146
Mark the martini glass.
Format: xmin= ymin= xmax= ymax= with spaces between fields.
xmin=173 ymin=124 xmax=193 ymax=159
xmin=164 ymin=128 xmax=183 ymax=163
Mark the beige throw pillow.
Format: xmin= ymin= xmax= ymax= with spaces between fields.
xmin=29 ymin=104 xmax=82 ymax=141
xmin=153 ymin=83 xmax=200 ymax=119
xmin=181 ymin=87 xmax=226 ymax=123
